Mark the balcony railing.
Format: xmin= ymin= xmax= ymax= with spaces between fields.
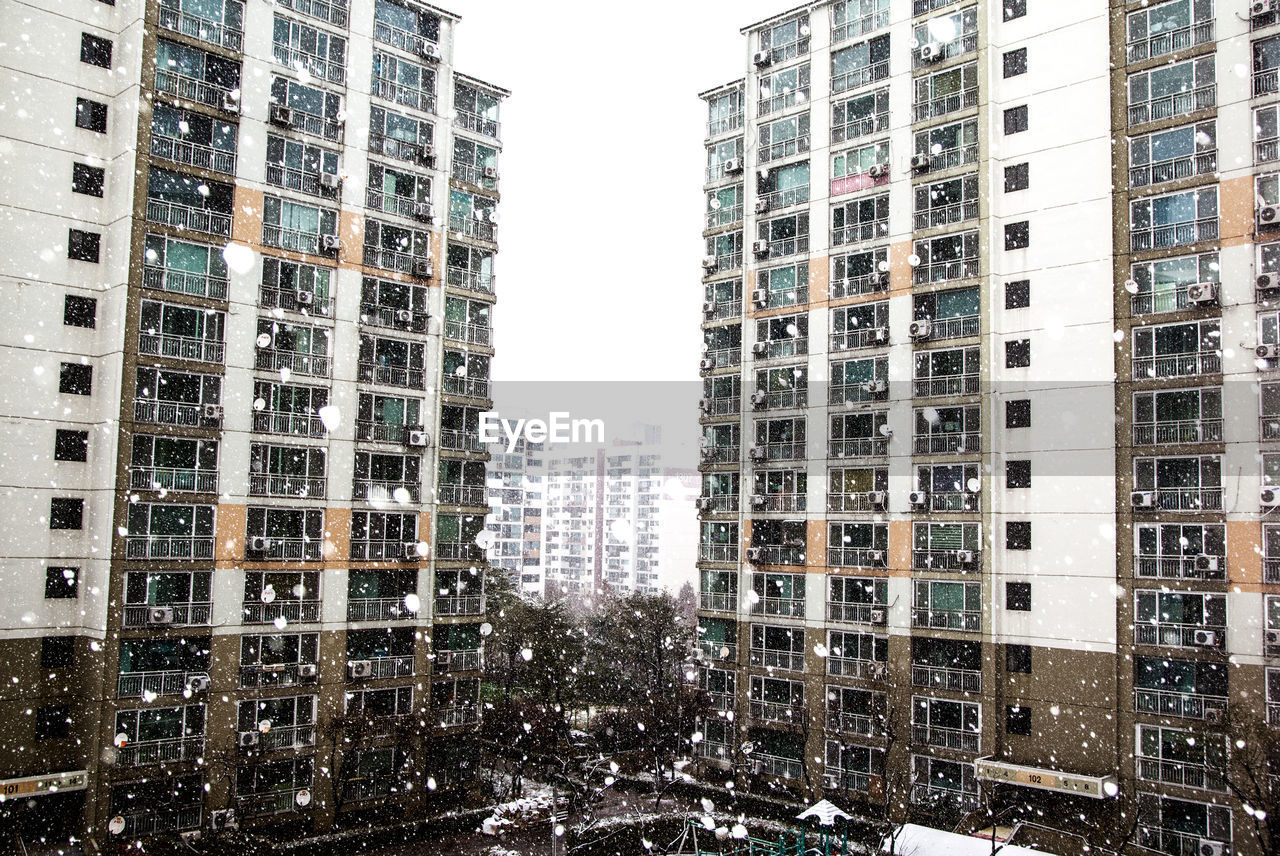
xmin=277 ymin=0 xmax=347 ymax=26
xmin=698 ymin=494 xmax=740 ymax=514
xmin=342 ymin=774 xmax=407 ymax=804
xmin=434 ymin=649 xmax=482 ymax=672
xmin=699 ymin=544 xmax=739 ymax=563
xmin=354 ymin=479 xmax=422 ymax=503
xmin=748 ymin=699 xmax=804 ymax=724
xmin=698 ymin=590 xmax=736 ymax=612
xmin=144 ymin=265 xmax=228 ymax=300
xmin=1135 ymin=622 xmax=1225 ymax=648
xmin=923 ymin=144 xmax=980 ymax=172
xmin=1130 ymin=282 xmax=1212 ymax=315
xmin=1133 ymin=419 xmax=1222 ymax=446
xmin=1136 ymin=756 xmax=1226 ymax=792
xmin=832 ymin=219 xmax=889 ymax=248
xmin=253 ymin=411 xmax=326 ymax=438
xmin=913 ymin=86 xmax=979 ymax=122
xmin=352 ymin=655 xmax=414 ymax=680
xmin=913 ymin=432 xmax=981 ymax=455
xmin=235 ymin=787 xmax=311 ymax=819
xmin=266 ymin=165 xmax=339 ymax=200
xmin=118 ymin=806 xmax=202 ymax=838
xmin=153 ymin=70 xmax=236 ymax=112
xmin=913 ymin=550 xmax=980 ymax=572
xmin=750 ymin=596 xmax=805 ymax=618
xmin=1134 ymin=688 xmax=1227 ymax=720
xmin=913 ymin=374 xmax=979 ymax=399
xmin=926 ymin=492 xmax=980 ymax=513
xmin=826 ymin=710 xmax=877 ymax=737
xmin=242 ymin=600 xmax=320 ymax=624
xmin=262 ymin=225 xmax=328 ymax=255
xmin=1131 ymin=351 xmax=1220 ymax=379
xmin=442 ymin=375 xmax=490 ymax=399
xmin=346 ymin=597 xmax=415 ymax=621
xmin=1135 ymin=554 xmax=1226 ymax=580
xmin=828 ymin=547 xmax=887 ymax=568
xmin=274 ymin=108 xmax=341 ymax=141
xmin=260 ymin=285 xmax=331 ymax=316
xmin=913 ymin=200 xmax=979 ymax=232
xmin=912 ymin=724 xmax=979 ymax=753
xmin=437 ymin=484 xmax=484 ymax=506
xmin=911 ymin=785 xmax=979 ymax=811
xmin=1130 ymin=218 xmax=1218 ymax=253
xmin=1126 ymin=20 xmax=1214 ymax=63
xmin=117 ymin=669 xmax=206 ymax=698
xmin=704 ymin=252 xmax=743 ymax=276
xmin=830 ymin=327 xmax=886 ymax=353
xmin=1133 ymin=488 xmax=1223 ymax=512
xmin=832 ymin=112 xmax=888 ymax=145
xmin=158 ymin=4 xmax=242 ymax=50
xmin=350 ymin=539 xmax=419 ymax=561
xmin=446 ymin=265 xmax=494 ymax=294
xmin=439 ymin=428 xmax=486 ymax=453
xmin=753 ymin=753 xmax=804 ymax=780
xmin=433 ymin=705 xmax=480 ymax=726
xmin=452 ymin=162 xmax=499 ymax=190
xmin=698 ymin=640 xmax=737 ymax=662
xmin=1129 ymin=86 xmax=1216 ymax=126
xmin=911 ymin=665 xmax=980 ymax=693
xmin=827 ymin=492 xmax=884 ymax=513
xmin=748 ymin=649 xmax=804 ymax=671
xmin=126 ymin=536 xmax=214 ymax=560
xmin=362 ymin=246 xmax=430 ymax=275
xmin=1130 ymin=151 xmax=1217 ymax=189
xmin=911 ymin=608 xmax=980 ymax=632
xmin=146 ymin=199 xmax=232 ymax=238
xmin=272 ymin=43 xmax=345 ymax=84
xmin=829 ymin=438 xmax=888 ymax=459
xmin=373 ymin=77 xmax=436 ymax=114
xmin=251 ymin=723 xmax=315 ymax=752
xmin=443 ymin=320 xmax=492 ymax=346
xmin=150 ymin=133 xmax=235 ymax=174
xmin=1259 ymin=68 xmax=1280 ymax=97
xmin=138 ymin=332 xmax=224 ymax=364
xmin=129 ymin=466 xmax=217 ymax=494
xmin=240 ymin=662 xmax=318 ymax=688
xmin=249 ymin=474 xmax=326 ymax=499
xmin=368 ymin=133 xmax=431 ymax=163
xmin=122 ymin=602 xmax=212 ymax=627
xmin=133 ymin=399 xmax=212 ymax=428
xmin=116 ymin=735 xmax=204 ymax=766
xmin=433 ymin=596 xmax=484 ymax=616
xmin=827 ymin=602 xmax=885 ymax=625
xmin=759 ymin=184 xmax=810 ymax=212
xmin=699 ymin=446 xmax=740 ymax=466
xmin=912 ymin=257 xmax=979 ymax=285
xmin=750 ymin=492 xmax=805 ymax=513
xmin=707 ymin=111 xmax=743 ymax=138
xmin=246 ymin=537 xmax=323 ymax=561
xmin=827 ymin=658 xmax=886 ymax=681
xmin=449 ymin=215 xmax=497 ymax=242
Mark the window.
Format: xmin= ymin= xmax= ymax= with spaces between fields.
xmin=1005 ymin=279 xmax=1030 ymax=309
xmin=1003 ymin=48 xmax=1027 ymax=78
xmin=46 ymin=567 xmax=78 ymax=598
xmin=35 ymin=705 xmax=70 ymax=740
xmin=68 ymin=229 xmax=101 ymax=262
xmin=1006 ymin=399 xmax=1031 ymax=428
xmin=832 ymin=88 xmax=888 ymax=144
xmin=42 ymin=637 xmax=75 ymax=669
xmin=1003 ymin=522 xmax=1034 ymax=547
xmin=758 ymin=64 xmax=810 ymax=116
xmin=62 ymin=295 xmax=97 ymax=329
xmin=1004 ymin=0 xmax=1026 ymax=20
xmin=55 ymin=430 xmax=89 ymax=462
xmin=1129 ymin=121 xmax=1216 ymax=189
xmin=1006 ymin=582 xmax=1032 ymax=611
xmin=1007 ymin=460 xmax=1031 ymax=488
xmin=72 ymin=163 xmax=105 ymax=197
xmin=50 ymin=498 xmax=84 ymax=530
xmin=1006 ymin=644 xmax=1031 ymax=673
xmin=59 ymin=363 xmax=93 ymax=395
xmin=1128 ymin=56 xmax=1215 ymax=126
xmin=1004 ymin=221 xmax=1030 ymax=250
xmin=80 ymin=33 xmax=112 ymax=68
xmin=1006 ymin=705 xmax=1032 ymax=735
xmin=1005 ymin=339 xmax=1031 ymax=368
xmin=1004 ymin=163 xmax=1029 ymax=192
xmin=830 ymin=35 xmax=890 ymax=94
xmin=914 ymin=118 xmax=979 ymax=171
xmin=1004 ymin=105 xmax=1028 ymax=134
xmin=75 ymin=98 xmax=107 ymax=132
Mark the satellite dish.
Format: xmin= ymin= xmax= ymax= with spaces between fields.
xmin=740 ymin=741 xmax=756 ymax=756
xmin=295 ymin=788 xmax=311 ymax=807
xmin=114 ymin=733 xmax=129 ymax=748
xmin=109 ymin=816 xmax=126 ymax=835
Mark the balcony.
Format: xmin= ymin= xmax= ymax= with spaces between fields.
xmin=1129 ymin=86 xmax=1216 ymax=126
xmin=274 ymin=108 xmax=341 ymax=142
xmin=1133 ymin=418 xmax=1222 ymax=446
xmin=749 ymin=545 xmax=805 ymax=566
xmin=346 ymin=596 xmax=414 ymax=621
xmin=357 ymin=361 xmax=428 ymax=390
xmin=827 ymin=547 xmax=887 ymax=569
xmin=707 ymin=691 xmax=734 ymax=712
xmin=262 ymin=225 xmax=331 ymax=256
xmin=126 ymin=536 xmax=214 ymax=561
xmin=1131 ymin=352 xmax=1220 ymax=379
xmin=759 ymin=184 xmax=810 ymax=212
xmin=248 ymin=474 xmax=326 ymax=500
xmin=433 ymin=705 xmax=480 ymax=726
xmin=153 ymin=70 xmax=237 ymax=113
xmin=117 ymin=806 xmax=202 ymax=838
xmin=748 ymin=649 xmax=804 ymax=671
xmin=1135 ymin=554 xmax=1226 ymax=581
xmin=158 ymin=1 xmax=242 ymax=50
xmin=442 ymin=375 xmax=490 ymax=399
xmin=122 ymin=602 xmax=212 ymax=627
xmin=144 ymin=264 xmax=228 ymax=300
xmin=250 ymin=724 xmax=315 ymax=752
xmin=260 ymin=285 xmax=331 ymax=317
xmin=1136 ymin=756 xmax=1226 ymax=792
xmin=829 ymin=438 xmax=888 ymax=459
xmin=236 ymin=787 xmax=311 ymax=819
xmin=446 ymin=265 xmax=494 ymax=294
xmin=449 ymin=215 xmax=497 ymax=243
xmin=699 ymin=446 xmax=740 ymax=466
xmin=913 ymin=86 xmax=978 ymax=123
xmin=911 ymin=608 xmax=980 ymax=632
xmin=134 ymin=399 xmax=216 ymax=428
xmin=1130 ymin=218 xmax=1218 ymax=253
xmin=373 ymin=78 xmax=435 ymax=113
xmin=442 ymin=319 xmax=491 ymax=347
xmin=924 ymin=492 xmax=980 ymax=513
xmin=433 ymin=596 xmax=484 ymax=616
xmin=832 ymin=62 xmax=888 ymax=95
xmin=368 ymin=133 xmax=431 ymax=163
xmin=1130 ymin=151 xmax=1217 ymax=189
xmin=353 ymin=479 xmax=422 ymax=503
xmin=434 ymin=649 xmax=482 ymax=672
xmin=439 ymin=428 xmax=486 ymax=453
xmin=130 ymin=466 xmax=217 ymax=494
xmin=351 ymin=655 xmax=414 ymax=680
xmin=242 ymin=600 xmax=320 ymax=624
xmin=1135 ymin=622 xmax=1225 ymax=648
xmin=704 ymin=346 xmax=741 ymax=369
xmin=830 ymin=328 xmax=886 ymax=352
xmin=912 ymin=550 xmax=980 ymax=572
xmin=437 ymin=484 xmax=484 ymax=506
xmin=698 ymin=495 xmax=740 ymax=515
xmin=253 ymin=410 xmax=326 ymax=438
xmin=707 ymin=112 xmax=743 ymax=139
xmin=913 ymin=200 xmax=979 ymax=232
xmin=1130 ymin=282 xmax=1217 ymax=316
xmin=753 ymin=753 xmax=803 ymax=780
xmin=246 ymin=537 xmax=322 ymax=561
xmin=117 ymin=669 xmax=206 ymax=698
xmin=750 ymin=492 xmax=805 ymax=513
xmin=827 ymin=658 xmax=886 ymax=681
xmin=698 ymin=640 xmax=737 ymax=662
xmin=452 ymin=162 xmax=499 ymax=191
xmin=362 ymin=246 xmax=430 ymax=275
xmin=138 ymin=331 xmax=224 ymax=364
xmin=826 ymin=710 xmax=877 ymax=737
xmin=350 ymin=539 xmax=420 ymax=561
xmin=911 ymin=724 xmax=979 ymax=753
xmin=240 ymin=662 xmax=318 ymax=688
xmin=1133 ymin=488 xmax=1223 ymax=512
xmin=911 ymin=665 xmax=980 ymax=693
xmin=277 ymin=0 xmax=347 ymax=26
xmin=699 ymin=544 xmax=739 ymax=563
xmin=913 ymin=432 xmax=981 ymax=455
xmin=751 ymin=441 xmax=805 ymax=462
xmin=698 ymin=590 xmax=736 ymax=612
xmin=272 ymin=44 xmax=345 ymax=85
xmin=146 ymin=199 xmax=231 ymax=238
xmin=1126 ymin=20 xmax=1213 ymax=63
xmin=266 ymin=165 xmax=340 ymax=201
xmin=1260 ymin=68 xmax=1280 ymax=98
xmin=116 ymin=735 xmax=204 ymax=767
xmin=748 ymin=699 xmax=803 ymax=724
xmin=704 ymin=253 xmax=743 ymax=276
xmin=827 ymin=602 xmax=886 ymax=625
xmin=1134 ymin=688 xmax=1227 ymax=721
xmin=750 ymin=597 xmax=805 ymax=619
xmin=913 ymin=374 xmax=979 ymax=399
xmin=912 ymin=257 xmax=978 ymax=285
xmin=911 ymin=785 xmax=979 ymax=811
xmin=150 ymin=133 xmax=236 ymax=175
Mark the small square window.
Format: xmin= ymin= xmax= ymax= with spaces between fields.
xmin=45 ymin=567 xmax=79 ymax=599
xmin=50 ymin=498 xmax=85 ymax=530
xmin=54 ymin=430 xmax=89 ymax=462
xmin=41 ymin=637 xmax=75 ymax=669
xmin=1007 ymin=459 xmax=1032 ymax=488
xmin=1006 ymin=705 xmax=1032 ymax=736
xmin=64 ymin=295 xmax=97 ymax=328
xmin=1004 ymin=105 xmax=1028 ymax=135
xmin=1004 ymin=0 xmax=1027 ymax=20
xmin=1006 ymin=644 xmax=1031 ymax=673
xmin=80 ymin=33 xmax=113 ymax=69
xmin=1006 ymin=581 xmax=1032 ymax=611
xmin=59 ymin=363 xmax=93 ymax=395
xmin=68 ymin=230 xmax=101 ymax=263
xmin=1006 ymin=280 xmax=1031 ymax=309
xmin=1006 ymin=399 xmax=1031 ymax=428
xmin=1005 ymin=339 xmax=1031 ymax=368
xmin=35 ymin=705 xmax=71 ymax=740
xmin=1004 ymin=163 xmax=1029 ymax=193
xmin=75 ymin=98 xmax=108 ymax=133
xmin=1005 ymin=221 xmax=1030 ymax=250
xmin=1006 ymin=521 xmax=1032 ymax=550
xmin=72 ymin=163 xmax=105 ymax=197
xmin=1003 ymin=48 xmax=1027 ymax=78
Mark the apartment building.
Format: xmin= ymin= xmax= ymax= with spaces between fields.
xmin=485 ymin=436 xmax=546 ymax=595
xmin=695 ymin=1 xmax=1277 ymax=853
xmin=0 ymin=0 xmax=503 ymax=848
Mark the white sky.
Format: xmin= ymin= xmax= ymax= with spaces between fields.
xmin=445 ymin=0 xmax=791 ymax=382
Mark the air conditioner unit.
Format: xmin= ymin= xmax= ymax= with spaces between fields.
xmin=348 ymin=659 xmax=373 ymax=679
xmin=699 ymin=358 xmax=717 ymax=372
xmin=868 ymin=491 xmax=887 ymax=507
xmin=148 ymin=607 xmax=175 ymax=625
xmin=862 ymin=380 xmax=887 ymax=395
xmin=1255 ymin=0 xmax=1280 ymax=14
xmin=866 ymin=549 xmax=884 ymax=563
xmin=919 ymin=42 xmax=944 ymax=62
xmin=695 ymin=497 xmax=711 ymax=511
xmin=752 ymin=341 xmax=769 ymax=357
xmin=699 ymin=446 xmax=715 ymax=460
xmin=867 ymin=163 xmax=889 ymax=179
xmin=1197 ymin=840 xmax=1225 ymax=856
xmin=1131 ymin=491 xmax=1156 ymax=508
xmin=295 ymin=290 xmax=314 ymax=305
xmin=871 ymin=271 xmax=890 ymax=288
xmin=752 ymin=240 xmax=770 ymax=257
xmin=411 ymin=258 xmax=433 ymax=279
xmin=908 ymin=491 xmax=929 ymax=508
xmin=1204 ymin=708 xmax=1224 ymax=726
xmin=321 ymin=234 xmax=342 ymax=252
xmin=395 ymin=309 xmax=414 ymax=323
xmin=1262 ymin=205 xmax=1280 ymax=227
xmin=249 ymin=536 xmax=272 ymax=552
xmin=909 ymin=320 xmax=931 ymax=339
xmin=1263 ymin=487 xmax=1280 ymax=507
xmin=869 ymin=608 xmax=887 ymax=624
xmin=750 ymin=391 xmax=768 ymax=408
xmin=702 ymin=256 xmax=719 ymax=272
xmin=752 ymin=288 xmax=769 ymax=307
xmin=745 ymin=547 xmax=764 ymax=561
xmin=702 ymin=301 xmax=717 ymax=315
xmin=319 ymin=172 xmax=341 ymax=190
xmin=416 ymin=146 xmax=436 ymax=167
xmin=238 ymin=730 xmax=259 ymax=748
xmin=413 ymin=202 xmax=435 ymax=222
xmin=910 ymin=154 xmax=931 ymax=172
xmin=1187 ymin=283 xmax=1218 ymax=305
xmin=698 ymin=397 xmax=711 ymax=411
xmin=1258 ymin=344 xmax=1280 ymax=360
xmin=186 ymin=675 xmax=210 ymax=693
xmin=483 ymin=165 xmax=500 ymax=180
xmin=754 ymin=199 xmax=770 ymax=214
xmin=748 ymin=445 xmax=766 ymax=460
xmin=872 ymin=327 xmax=889 ymax=343
xmin=750 ymin=494 xmax=767 ymax=509
xmin=955 ymin=550 xmax=975 ymax=564
xmin=210 ymin=809 xmax=237 ymax=830
xmin=1192 ymin=629 xmax=1219 ymax=647
xmin=753 ymin=50 xmax=772 ymax=67
xmin=268 ymin=103 xmax=293 ymax=127
xmin=724 ymin=158 xmax=744 ymax=174
xmin=298 ymin=663 xmax=318 ymax=678
xmin=402 ymin=541 xmax=421 ymax=559
xmin=221 ymin=94 xmax=240 ymax=113
xmin=417 ymin=41 xmax=441 ymax=61
xmin=407 ymin=429 xmax=429 ymax=447
xmin=1194 ymin=554 xmax=1220 ymax=573
xmin=202 ymin=404 xmax=223 ymax=421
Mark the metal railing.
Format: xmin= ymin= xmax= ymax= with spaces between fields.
xmin=829 ymin=438 xmax=889 ymax=458
xmin=434 ymin=649 xmax=482 ymax=672
xmin=246 ymin=537 xmax=322 ymax=561
xmin=122 ymin=602 xmax=212 ymax=627
xmin=260 ymin=285 xmax=331 ymax=316
xmin=913 ymin=200 xmax=979 ymax=231
xmin=356 ymin=361 xmax=427 ymax=390
xmin=826 ymin=710 xmax=877 ymax=736
xmin=753 ymin=753 xmax=804 ymax=780
xmin=1129 ymin=85 xmax=1216 ymax=126
xmin=116 ymin=735 xmax=204 ymax=766
xmin=138 ymin=331 xmax=224 ymax=364
xmin=1259 ymin=134 xmax=1279 ymax=165
xmin=118 ymin=806 xmax=202 ymax=838
xmin=911 ymin=608 xmax=980 ymax=632
xmin=923 ymin=314 xmax=979 ymax=340
xmin=240 ymin=662 xmax=318 ymax=688
xmin=1130 ymin=218 xmax=1218 ymax=253
xmin=751 ymin=442 xmax=804 ymax=462
xmin=831 ymin=327 xmax=887 ymax=351
xmin=750 ymin=596 xmax=805 ymax=618
xmin=272 ymin=43 xmax=345 ymax=84
xmin=913 ymin=550 xmax=980 ymax=572
xmin=368 ymin=133 xmax=431 ymax=164
xmin=276 ymin=0 xmax=347 ymax=26
xmin=361 ymin=304 xmax=428 ymax=331
xmin=748 ymin=699 xmax=804 ymax=724
xmin=1135 ymin=488 xmax=1223 ymax=512
xmin=759 ymin=184 xmax=809 ymax=211
xmin=698 ymin=591 xmax=736 ymax=612
xmin=912 ymin=724 xmax=979 ymax=753
xmin=1132 ymin=419 xmax=1222 ymax=445
xmin=449 ymin=215 xmax=497 ymax=242
xmin=827 ymin=658 xmax=886 ymax=681
xmin=130 ymin=467 xmax=217 ymax=494
xmin=913 ymin=432 xmax=981 ymax=455
xmin=1138 ymin=828 xmax=1230 ymax=856
xmin=831 ymin=219 xmax=888 ymax=247
xmin=698 ymin=445 xmax=740 ymax=465
xmin=150 ymin=133 xmax=235 ymax=174
xmin=275 ymin=107 xmax=342 ymax=141
xmin=698 ymin=544 xmax=739 ymax=563
xmin=350 ymin=539 xmax=419 ymax=561
xmin=125 ymin=536 xmax=214 ymax=560
xmin=1134 ymin=689 xmax=1227 ymax=721
xmin=758 ymin=88 xmax=810 ymax=117
xmin=913 ymin=86 xmax=978 ymax=122
xmin=117 ymin=669 xmax=205 ymax=698
xmin=354 ymin=479 xmax=422 ymax=502
xmin=433 ymin=705 xmax=480 ymax=726
xmin=1126 ymin=19 xmax=1214 ymax=62
xmin=133 ymin=399 xmax=207 ymax=427
xmin=1130 ymin=282 xmax=1208 ymax=315
xmin=266 ymin=165 xmax=339 ymax=200
xmin=911 ymin=665 xmax=980 ymax=693
xmin=1131 ymin=351 xmax=1220 ymax=378
xmin=833 ymin=7 xmax=889 ymax=43
xmin=832 ymin=62 xmax=888 ymax=95
xmin=698 ymin=641 xmax=737 ymax=662
xmin=913 ymin=374 xmax=979 ymax=398
xmin=698 ymin=494 xmax=740 ymax=513
xmin=1259 ymin=68 xmax=1280 ymax=97
xmin=707 ymin=112 xmax=743 ymax=138
xmin=832 ymin=111 xmax=888 ymax=145
xmin=1130 ymin=151 xmax=1216 ymax=188
xmin=707 ymin=203 xmax=743 ymax=230
xmin=926 ymin=492 xmax=980 ymax=513
xmin=347 ymin=597 xmax=415 ymax=621
xmin=1135 ymin=622 xmax=1225 ymax=648
xmin=748 ymin=649 xmax=804 ymax=671
xmin=439 ymin=428 xmax=486 ymax=452
xmin=437 ymin=484 xmax=484 ymax=506
xmin=828 ymin=547 xmax=887 ymax=568
xmin=1136 ymin=756 xmax=1226 ymax=792
xmin=262 ymin=224 xmax=327 ymax=255
xmin=447 ymin=265 xmax=494 ymax=293
xmin=144 ymin=265 xmax=228 ymax=299
xmin=248 ymin=474 xmax=326 ymax=499
xmin=442 ymin=375 xmax=490 ymax=399
xmin=362 ymin=246 xmax=429 ymax=274
xmin=373 ymin=77 xmax=436 ymax=114
xmin=146 ymin=199 xmax=232 ymax=238
xmin=1135 ymin=554 xmax=1226 ymax=580
xmin=253 ymin=411 xmax=326 ymax=438
xmin=826 ymin=602 xmax=885 ymax=625
xmin=912 ymin=257 xmax=979 ymax=285
xmin=827 ymin=492 xmax=883 ymax=513
xmin=911 ymin=785 xmax=979 ymax=811
xmin=452 ymin=162 xmax=499 ymax=190
xmin=235 ymin=787 xmax=311 ymax=818
xmin=923 ymin=144 xmax=979 ymax=172
xmin=242 ymin=600 xmax=320 ymax=624
xmin=759 ymin=135 xmax=809 ymax=164
xmin=433 ymin=596 xmax=484 ymax=616
xmin=442 ymin=319 xmax=492 ymax=346
xmin=153 ymin=70 xmax=236 ymax=112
